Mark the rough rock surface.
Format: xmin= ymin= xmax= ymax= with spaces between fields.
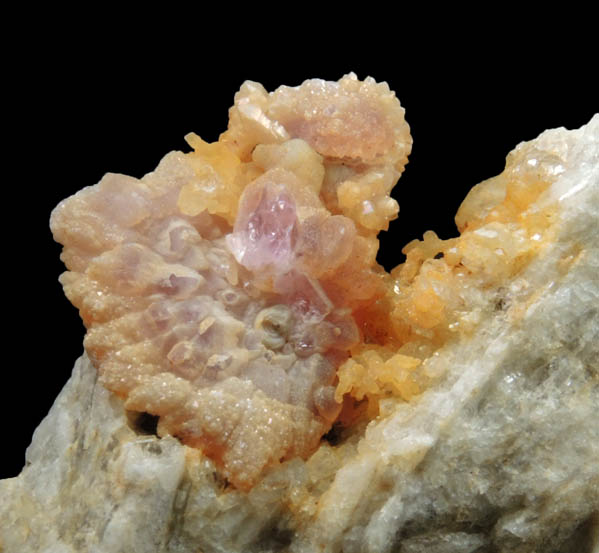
xmin=0 ymin=76 xmax=598 ymax=552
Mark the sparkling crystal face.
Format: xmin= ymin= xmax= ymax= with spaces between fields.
xmin=227 ymin=177 xmax=298 ymax=273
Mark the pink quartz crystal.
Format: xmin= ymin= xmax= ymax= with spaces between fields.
xmin=226 ymin=179 xmax=298 ymax=273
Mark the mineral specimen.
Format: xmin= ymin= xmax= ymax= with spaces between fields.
xmin=1 ymin=74 xmax=597 ymax=553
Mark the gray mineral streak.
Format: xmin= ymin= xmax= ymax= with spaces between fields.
xmin=1 ymin=115 xmax=598 ymax=553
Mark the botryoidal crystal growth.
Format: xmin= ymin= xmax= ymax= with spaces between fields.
xmin=1 ymin=74 xmax=597 ymax=553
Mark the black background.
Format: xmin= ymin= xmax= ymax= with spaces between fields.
xmin=3 ymin=21 xmax=596 ymax=479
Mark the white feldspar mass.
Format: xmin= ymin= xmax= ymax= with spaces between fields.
xmin=0 ymin=75 xmax=598 ymax=553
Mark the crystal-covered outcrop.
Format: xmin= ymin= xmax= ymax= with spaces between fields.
xmin=1 ymin=75 xmax=597 ymax=553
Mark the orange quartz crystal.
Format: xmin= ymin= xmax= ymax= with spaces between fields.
xmin=51 ymin=73 xmax=558 ymax=489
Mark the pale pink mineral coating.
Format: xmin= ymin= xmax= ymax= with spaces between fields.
xmin=50 ymin=74 xmax=412 ymax=489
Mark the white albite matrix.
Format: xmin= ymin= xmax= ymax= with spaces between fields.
xmin=1 ymin=109 xmax=598 ymax=551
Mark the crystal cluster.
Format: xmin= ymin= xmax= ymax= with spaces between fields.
xmin=50 ymin=74 xmax=412 ymax=489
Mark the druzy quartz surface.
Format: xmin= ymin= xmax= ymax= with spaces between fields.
xmin=50 ymin=74 xmax=413 ymax=489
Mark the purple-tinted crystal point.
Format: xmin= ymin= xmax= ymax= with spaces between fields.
xmin=227 ymin=180 xmax=298 ymax=273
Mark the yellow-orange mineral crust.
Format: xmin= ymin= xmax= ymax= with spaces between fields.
xmin=51 ymin=73 xmax=561 ymax=489
xmin=336 ymin=133 xmax=563 ymax=415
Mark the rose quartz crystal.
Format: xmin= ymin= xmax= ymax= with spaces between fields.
xmin=226 ymin=177 xmax=298 ymax=273
xmin=51 ymin=74 xmax=412 ymax=489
